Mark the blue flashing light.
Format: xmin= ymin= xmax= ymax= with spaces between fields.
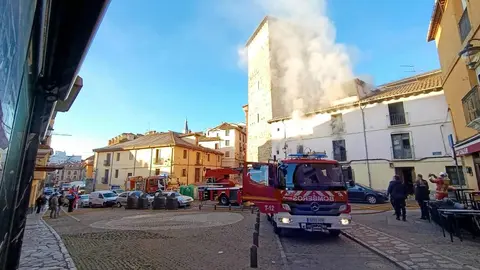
xmin=288 ymin=153 xmax=328 ymax=159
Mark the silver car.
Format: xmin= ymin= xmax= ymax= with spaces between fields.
xmin=79 ymin=194 xmax=90 ymax=208
xmin=164 ymin=192 xmax=193 ymax=207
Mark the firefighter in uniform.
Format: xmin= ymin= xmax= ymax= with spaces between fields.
xmin=428 ymin=172 xmax=451 ymax=200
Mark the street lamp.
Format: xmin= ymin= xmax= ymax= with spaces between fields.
xmin=459 ymin=39 xmax=480 ymax=70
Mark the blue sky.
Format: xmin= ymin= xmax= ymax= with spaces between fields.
xmin=50 ymin=0 xmax=439 ymax=158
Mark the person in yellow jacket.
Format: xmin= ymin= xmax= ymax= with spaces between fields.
xmin=428 ymin=172 xmax=451 ymax=200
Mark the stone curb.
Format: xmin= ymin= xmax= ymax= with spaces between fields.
xmin=343 ymin=223 xmax=480 ymax=270
xmin=40 ymin=218 xmax=77 ymax=270
xmin=341 ymin=231 xmax=412 ymax=270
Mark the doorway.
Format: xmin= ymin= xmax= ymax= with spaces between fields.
xmin=194 ymin=168 xmax=201 ymax=183
xmin=395 ymin=167 xmax=415 ymax=195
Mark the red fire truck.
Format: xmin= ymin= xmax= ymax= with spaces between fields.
xmin=198 ymin=153 xmax=354 ymax=236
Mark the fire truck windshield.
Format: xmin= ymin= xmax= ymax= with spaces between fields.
xmin=290 ymin=163 xmax=345 ymax=190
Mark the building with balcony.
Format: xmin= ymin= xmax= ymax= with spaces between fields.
xmin=268 ymin=70 xmax=460 ymax=190
xmin=92 ymin=131 xmax=223 ymax=190
xmin=427 ymin=0 xmax=480 ymax=190
xmin=199 ymin=122 xmax=247 ymax=168
xmin=53 ymin=161 xmax=85 ymax=183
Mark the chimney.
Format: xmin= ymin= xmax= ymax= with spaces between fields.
xmin=195 ymin=135 xmax=199 ymax=146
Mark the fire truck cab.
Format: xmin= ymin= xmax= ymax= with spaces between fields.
xmin=251 ymin=154 xmax=353 ymax=236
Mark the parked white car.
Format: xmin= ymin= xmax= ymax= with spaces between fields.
xmin=89 ymin=190 xmax=118 ymax=207
xmin=164 ymin=192 xmax=193 ymax=207
xmin=78 ymin=194 xmax=90 ymax=208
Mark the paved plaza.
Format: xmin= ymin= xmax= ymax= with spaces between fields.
xmin=18 ymin=207 xmax=480 ymax=270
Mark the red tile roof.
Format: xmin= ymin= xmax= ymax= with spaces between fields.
xmin=93 ymin=131 xmax=224 ymax=155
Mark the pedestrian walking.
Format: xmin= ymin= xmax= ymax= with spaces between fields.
xmin=388 ymin=175 xmax=408 ymax=221
xmin=414 ymin=174 xmax=430 ymax=220
xmin=49 ymin=194 xmax=59 ymax=219
xmin=35 ymin=194 xmax=46 ymax=214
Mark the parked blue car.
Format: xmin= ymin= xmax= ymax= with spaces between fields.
xmin=348 ymin=183 xmax=388 ymax=204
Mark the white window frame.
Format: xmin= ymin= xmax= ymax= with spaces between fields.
xmin=461 ymin=0 xmax=468 ymax=10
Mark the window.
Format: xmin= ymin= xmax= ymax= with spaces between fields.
xmin=445 ymin=166 xmax=466 ymax=186
xmin=155 ymin=169 xmax=160 ymax=176
xmin=207 ymin=154 xmax=210 ymax=161
xmin=129 ymin=152 xmax=134 ymax=160
xmin=388 ymin=102 xmax=406 ymax=125
xmin=215 ymin=143 xmax=219 ymax=149
xmin=225 ymin=140 xmax=230 ymax=146
xmin=182 ymin=169 xmax=187 ymax=177
xmin=296 ymin=144 xmax=304 ymax=154
xmin=257 ymin=114 xmax=259 ymax=123
xmin=183 ymin=150 xmax=187 ymax=159
xmin=330 ymin=114 xmax=344 ymax=133
xmin=106 ymin=153 xmax=111 ymax=161
xmin=127 ymin=172 xmax=132 ymax=178
xmin=391 ymin=133 xmax=413 ymax=159
xmin=103 ymin=169 xmax=109 ymax=184
xmin=68 ymin=171 xmax=71 ymax=175
xmin=225 ymin=151 xmax=230 ymax=157
xmin=196 ymin=152 xmax=201 ymax=164
xmin=115 ymin=169 xmax=119 ymax=178
xmin=116 ymin=153 xmax=120 ymax=161
xmin=155 ymin=149 xmax=160 ymax=162
xmin=217 ymin=156 xmax=220 ymax=162
xmin=225 ymin=129 xmax=230 ymax=136
xmin=73 ymin=171 xmax=77 ymax=175
xmin=458 ymin=7 xmax=471 ymax=43
xmin=332 ymin=140 xmax=347 ymax=162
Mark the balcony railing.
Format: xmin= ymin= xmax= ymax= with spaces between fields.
xmin=459 ymin=9 xmax=471 ymax=43
xmin=462 ymin=85 xmax=480 ymax=130
xmin=391 ymin=146 xmax=414 ymax=160
xmin=103 ymin=160 xmax=110 ymax=166
xmin=388 ymin=113 xmax=408 ymax=126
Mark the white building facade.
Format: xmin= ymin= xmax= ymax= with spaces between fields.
xmin=201 ymin=123 xmax=247 ymax=168
xmin=269 ymin=71 xmax=463 ymax=190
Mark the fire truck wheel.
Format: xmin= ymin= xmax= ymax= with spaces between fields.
xmin=329 ymin=230 xmax=341 ymax=237
xmin=219 ymin=195 xmax=230 ymax=206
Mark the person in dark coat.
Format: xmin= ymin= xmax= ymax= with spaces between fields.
xmin=388 ymin=175 xmax=408 ymax=221
xmin=414 ymin=174 xmax=430 ymax=220
xmin=35 ymin=194 xmax=46 ymax=214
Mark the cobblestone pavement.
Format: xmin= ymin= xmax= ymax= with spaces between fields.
xmin=277 ymin=229 xmax=399 ymax=270
xmin=19 ymin=213 xmax=76 ymax=270
xmin=349 ymin=210 xmax=480 ymax=270
xmin=46 ymin=208 xmax=284 ymax=270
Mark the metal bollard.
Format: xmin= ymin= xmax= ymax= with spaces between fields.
xmin=256 ymin=216 xmax=260 ymax=224
xmin=254 ymin=222 xmax=260 ymax=232
xmin=251 ymin=207 xmax=254 ymax=214
xmin=214 ymin=204 xmax=217 ymax=210
xmin=250 ymin=245 xmax=258 ymax=268
xmin=229 ymin=205 xmax=232 ymax=211
xmin=253 ymin=231 xmax=259 ymax=247
xmin=199 ymin=204 xmax=202 ymax=211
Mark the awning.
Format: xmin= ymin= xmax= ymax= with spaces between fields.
xmin=455 ymin=134 xmax=480 ymax=156
xmin=35 ymin=165 xmax=64 ymax=172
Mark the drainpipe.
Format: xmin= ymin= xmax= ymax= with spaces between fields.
xmin=360 ymin=105 xmax=373 ymax=187
xmin=170 ymin=146 xmax=174 ymax=181
xmin=132 ymin=149 xmax=137 ymax=176
xmin=109 ymin=152 xmax=114 ymax=187
xmin=149 ymin=148 xmax=153 ymax=177
xmin=186 ymin=149 xmax=190 ymax=185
